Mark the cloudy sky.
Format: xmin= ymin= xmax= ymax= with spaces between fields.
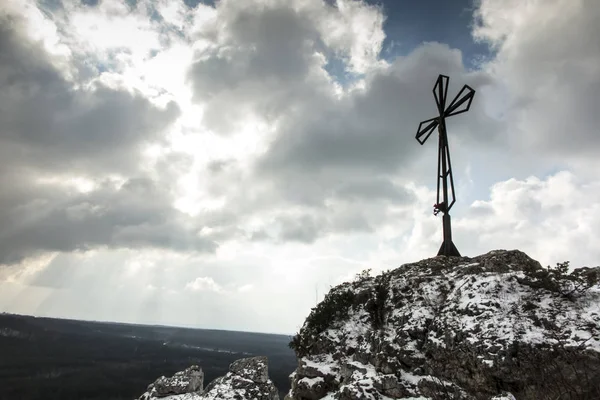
xmin=0 ymin=0 xmax=598 ymax=335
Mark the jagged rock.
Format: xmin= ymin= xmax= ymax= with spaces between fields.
xmin=203 ymin=356 xmax=279 ymax=400
xmin=230 ymin=355 xmax=269 ymax=383
xmin=293 ymin=376 xmax=328 ymax=400
xmin=139 ymin=357 xmax=279 ymax=400
xmin=372 ymin=374 xmax=408 ymax=398
xmin=139 ymin=365 xmax=204 ymax=399
xmin=287 ymin=249 xmax=600 ymax=399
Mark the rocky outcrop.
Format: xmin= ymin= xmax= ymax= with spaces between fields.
xmin=138 ymin=356 xmax=279 ymax=400
xmin=287 ymin=250 xmax=600 ymax=400
xmin=140 ymin=365 xmax=204 ymax=399
xmin=203 ymin=356 xmax=279 ymax=400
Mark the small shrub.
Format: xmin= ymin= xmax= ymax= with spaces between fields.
xmin=355 ymin=268 xmax=372 ymax=281
xmin=289 ymin=288 xmax=356 ymax=357
xmin=366 ymin=273 xmax=392 ymax=330
xmin=518 ymin=261 xmax=600 ymax=301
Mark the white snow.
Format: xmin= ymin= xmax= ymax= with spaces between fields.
xmin=298 ymin=376 xmax=324 ymax=386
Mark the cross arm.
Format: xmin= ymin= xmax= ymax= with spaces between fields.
xmin=416 ymin=117 xmax=439 ymax=145
xmin=433 ymin=75 xmax=449 ymax=115
xmin=444 ymin=84 xmax=475 ymax=117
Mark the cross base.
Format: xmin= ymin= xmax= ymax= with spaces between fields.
xmin=437 ymin=239 xmax=461 ymax=257
xmin=437 ymin=213 xmax=461 ymax=257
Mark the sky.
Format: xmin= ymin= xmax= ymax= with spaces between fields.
xmin=0 ymin=0 xmax=599 ymax=335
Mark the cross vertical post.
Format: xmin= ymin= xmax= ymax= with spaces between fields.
xmin=415 ymin=75 xmax=475 ymax=257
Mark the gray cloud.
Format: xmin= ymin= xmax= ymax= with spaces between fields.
xmin=0 ymin=176 xmax=215 ymax=265
xmin=0 ymin=16 xmax=180 ymax=176
xmin=190 ymin=5 xmax=318 ymax=93
xmin=0 ymin=13 xmax=214 ymax=264
xmin=277 ymin=214 xmax=324 ymax=244
xmin=257 ymin=43 xmax=500 ymax=178
xmin=187 ymin=2 xmax=335 ymax=134
xmin=474 ymin=0 xmax=600 ymax=159
xmin=332 ymin=178 xmax=414 ymax=202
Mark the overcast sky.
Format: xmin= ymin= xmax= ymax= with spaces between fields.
xmin=0 ymin=0 xmax=599 ymax=335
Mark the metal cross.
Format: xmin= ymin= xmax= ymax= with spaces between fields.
xmin=416 ymin=74 xmax=475 ymax=257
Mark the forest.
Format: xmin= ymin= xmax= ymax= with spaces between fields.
xmin=0 ymin=313 xmax=297 ymax=400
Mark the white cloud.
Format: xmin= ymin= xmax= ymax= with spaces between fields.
xmin=313 ymin=0 xmax=387 ymax=74
xmin=185 ymin=276 xmax=223 ymax=292
xmin=237 ymin=284 xmax=254 ymax=293
xmin=69 ymin=2 xmax=159 ymax=55
xmin=456 ymin=171 xmax=600 ymax=269
xmin=0 ymin=0 xmax=71 ymax=59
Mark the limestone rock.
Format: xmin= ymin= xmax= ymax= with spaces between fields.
xmin=203 ymin=356 xmax=279 ymax=400
xmin=138 ymin=357 xmax=278 ymax=400
xmin=139 ymin=365 xmax=203 ymax=399
xmin=287 ymin=249 xmax=600 ymax=399
xmin=230 ymin=355 xmax=269 ymax=384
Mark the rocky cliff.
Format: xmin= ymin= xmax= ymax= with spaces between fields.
xmin=138 ymin=249 xmax=600 ymax=400
xmin=286 ymin=250 xmax=600 ymax=400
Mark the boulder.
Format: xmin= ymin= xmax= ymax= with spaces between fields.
xmin=139 ymin=365 xmax=203 ymax=399
xmin=202 ymin=356 xmax=279 ymax=400
xmin=229 ymin=355 xmax=269 ymax=383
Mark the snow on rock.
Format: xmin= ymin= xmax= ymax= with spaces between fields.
xmin=229 ymin=356 xmax=270 ymax=384
xmin=287 ymin=249 xmax=600 ymax=399
xmin=203 ymin=356 xmax=279 ymax=400
xmin=490 ymin=393 xmax=516 ymax=400
xmin=140 ymin=365 xmax=204 ymax=399
xmin=138 ymin=357 xmax=278 ymax=400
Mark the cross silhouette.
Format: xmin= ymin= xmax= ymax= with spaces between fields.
xmin=416 ymin=74 xmax=475 ymax=257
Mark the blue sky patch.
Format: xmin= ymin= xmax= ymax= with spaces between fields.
xmin=366 ymin=0 xmax=490 ymax=68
